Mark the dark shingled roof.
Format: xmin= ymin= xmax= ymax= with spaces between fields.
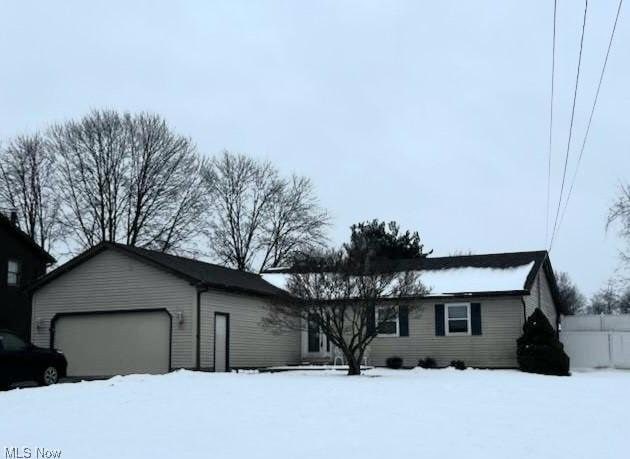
xmin=30 ymin=242 xmax=286 ymax=297
xmin=264 ymin=250 xmax=556 ymax=298
xmin=386 ymin=250 xmax=550 ymax=292
xmin=267 ymin=250 xmax=549 ymax=290
xmin=0 ymin=212 xmax=56 ymax=264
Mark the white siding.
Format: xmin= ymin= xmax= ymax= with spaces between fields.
xmin=31 ymin=249 xmax=196 ymax=369
xmin=200 ymin=290 xmax=301 ymax=369
xmin=369 ymin=296 xmax=524 ymax=368
xmin=523 ymin=267 xmax=558 ymax=329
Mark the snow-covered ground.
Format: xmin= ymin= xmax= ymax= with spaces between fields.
xmin=1 ymin=368 xmax=627 ymax=459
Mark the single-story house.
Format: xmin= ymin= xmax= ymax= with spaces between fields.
xmin=30 ymin=244 xmax=561 ymax=376
xmin=261 ymin=250 xmax=562 ymax=368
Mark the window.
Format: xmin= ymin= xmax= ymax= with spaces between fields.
xmin=0 ymin=332 xmax=27 ymax=351
xmin=376 ymin=306 xmax=399 ymax=337
xmin=7 ymin=260 xmax=20 ymax=286
xmin=445 ymin=303 xmax=471 ymax=335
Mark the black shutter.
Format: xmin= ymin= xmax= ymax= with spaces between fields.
xmin=367 ymin=304 xmax=376 ymax=335
xmin=471 ymin=303 xmax=482 ymax=335
xmin=399 ymin=305 xmax=409 ymax=336
xmin=435 ymin=304 xmax=445 ymax=336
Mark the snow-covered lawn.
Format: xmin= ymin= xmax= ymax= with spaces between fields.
xmin=2 ymin=368 xmax=628 ymax=459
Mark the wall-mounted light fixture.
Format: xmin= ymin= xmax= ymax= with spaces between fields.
xmin=35 ymin=318 xmax=47 ymax=330
xmin=175 ymin=311 xmax=184 ymax=325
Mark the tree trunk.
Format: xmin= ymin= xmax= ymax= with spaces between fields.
xmin=346 ymin=352 xmax=362 ymax=376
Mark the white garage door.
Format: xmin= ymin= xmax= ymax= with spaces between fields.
xmin=54 ymin=310 xmax=171 ymax=377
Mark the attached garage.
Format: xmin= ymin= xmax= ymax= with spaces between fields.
xmin=52 ymin=310 xmax=171 ymax=377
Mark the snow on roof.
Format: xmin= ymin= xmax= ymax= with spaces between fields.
xmin=261 ymin=261 xmax=535 ymax=296
xmin=418 ymin=262 xmax=534 ymax=295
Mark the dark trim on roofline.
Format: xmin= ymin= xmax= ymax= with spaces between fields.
xmin=537 ymin=254 xmax=563 ymax=318
xmin=265 ymin=250 xmax=550 ymax=275
xmin=284 ymin=290 xmax=531 ymax=306
xmin=0 ymin=212 xmax=56 ymax=264
xmin=49 ymin=308 xmax=173 ymax=372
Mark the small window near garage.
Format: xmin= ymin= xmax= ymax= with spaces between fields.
xmin=445 ymin=303 xmax=471 ymax=335
xmin=7 ymin=260 xmax=20 ymax=286
xmin=376 ymin=306 xmax=399 ymax=337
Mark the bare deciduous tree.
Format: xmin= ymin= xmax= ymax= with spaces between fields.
xmin=608 ymin=183 xmax=630 ymax=272
xmin=49 ymin=109 xmax=207 ymax=254
xmin=49 ymin=110 xmax=128 ymax=248
xmin=263 ymin=221 xmax=430 ymax=375
xmin=124 ymin=113 xmax=208 ymax=253
xmin=262 ymin=249 xmax=428 ymax=375
xmin=205 ymin=151 xmax=329 ymax=272
xmin=259 ymin=175 xmax=330 ymax=270
xmin=589 ymin=281 xmax=620 ymax=315
xmin=0 ymin=134 xmax=62 ymax=253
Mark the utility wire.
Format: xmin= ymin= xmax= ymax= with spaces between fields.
xmin=545 ymin=0 xmax=559 ymax=247
xmin=549 ymin=0 xmax=589 ymax=251
xmin=556 ymin=0 xmax=624 ymax=234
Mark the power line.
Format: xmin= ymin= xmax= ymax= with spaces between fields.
xmin=549 ymin=0 xmax=589 ymax=251
xmin=556 ymin=0 xmax=624 ymax=234
xmin=545 ymin=0 xmax=558 ymax=247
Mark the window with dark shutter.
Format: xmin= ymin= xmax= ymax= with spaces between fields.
xmin=399 ymin=305 xmax=409 ymax=337
xmin=435 ymin=304 xmax=445 ymax=336
xmin=367 ymin=304 xmax=376 ymax=335
xmin=471 ymin=303 xmax=482 ymax=335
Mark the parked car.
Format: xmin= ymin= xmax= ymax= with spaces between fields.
xmin=0 ymin=330 xmax=67 ymax=390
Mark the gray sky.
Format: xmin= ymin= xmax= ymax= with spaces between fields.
xmin=1 ymin=1 xmax=629 ymax=296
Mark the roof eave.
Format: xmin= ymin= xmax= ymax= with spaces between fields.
xmin=278 ymin=289 xmax=530 ymax=303
xmin=0 ymin=215 xmax=56 ymax=264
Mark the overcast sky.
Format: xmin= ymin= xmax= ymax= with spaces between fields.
xmin=1 ymin=1 xmax=629 ymax=296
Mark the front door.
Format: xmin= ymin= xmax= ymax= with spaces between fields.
xmin=214 ymin=313 xmax=229 ymax=372
xmin=305 ymin=314 xmax=330 ymax=359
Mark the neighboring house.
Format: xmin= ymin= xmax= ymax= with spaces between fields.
xmin=0 ymin=210 xmax=55 ymax=340
xmin=29 ymin=242 xmax=301 ymax=377
xmin=30 ymin=244 xmax=561 ymax=377
xmin=262 ymin=250 xmax=562 ymax=368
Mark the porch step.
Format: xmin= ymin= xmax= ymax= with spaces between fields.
xmin=301 ymin=357 xmax=333 ymax=365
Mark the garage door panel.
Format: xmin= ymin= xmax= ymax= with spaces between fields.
xmin=54 ymin=310 xmax=170 ymax=377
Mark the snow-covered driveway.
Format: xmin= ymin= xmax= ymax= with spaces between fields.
xmin=1 ymin=368 xmax=627 ymax=459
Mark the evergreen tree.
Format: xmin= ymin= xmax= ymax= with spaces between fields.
xmin=556 ymin=271 xmax=586 ymax=315
xmin=345 ymin=220 xmax=431 ymax=264
xmin=516 ymin=308 xmax=570 ymax=376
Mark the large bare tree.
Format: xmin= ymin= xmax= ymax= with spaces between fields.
xmin=0 ymin=134 xmax=62 ymax=253
xmin=262 ymin=220 xmax=430 ymax=375
xmin=263 ymin=250 xmax=428 ymax=375
xmin=124 ymin=113 xmax=208 ymax=252
xmin=609 ymin=182 xmax=630 ymax=272
xmin=49 ymin=109 xmax=207 ymax=254
xmin=205 ymin=151 xmax=329 ymax=272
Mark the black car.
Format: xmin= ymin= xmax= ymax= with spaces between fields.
xmin=0 ymin=330 xmax=67 ymax=390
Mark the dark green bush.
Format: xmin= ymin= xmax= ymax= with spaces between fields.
xmin=517 ymin=308 xmax=570 ymax=376
xmin=385 ymin=356 xmax=403 ymax=369
xmin=418 ymin=357 xmax=437 ymax=369
xmin=450 ymin=360 xmax=466 ymax=370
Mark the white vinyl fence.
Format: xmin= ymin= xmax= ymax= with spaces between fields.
xmin=560 ymin=315 xmax=630 ymax=369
